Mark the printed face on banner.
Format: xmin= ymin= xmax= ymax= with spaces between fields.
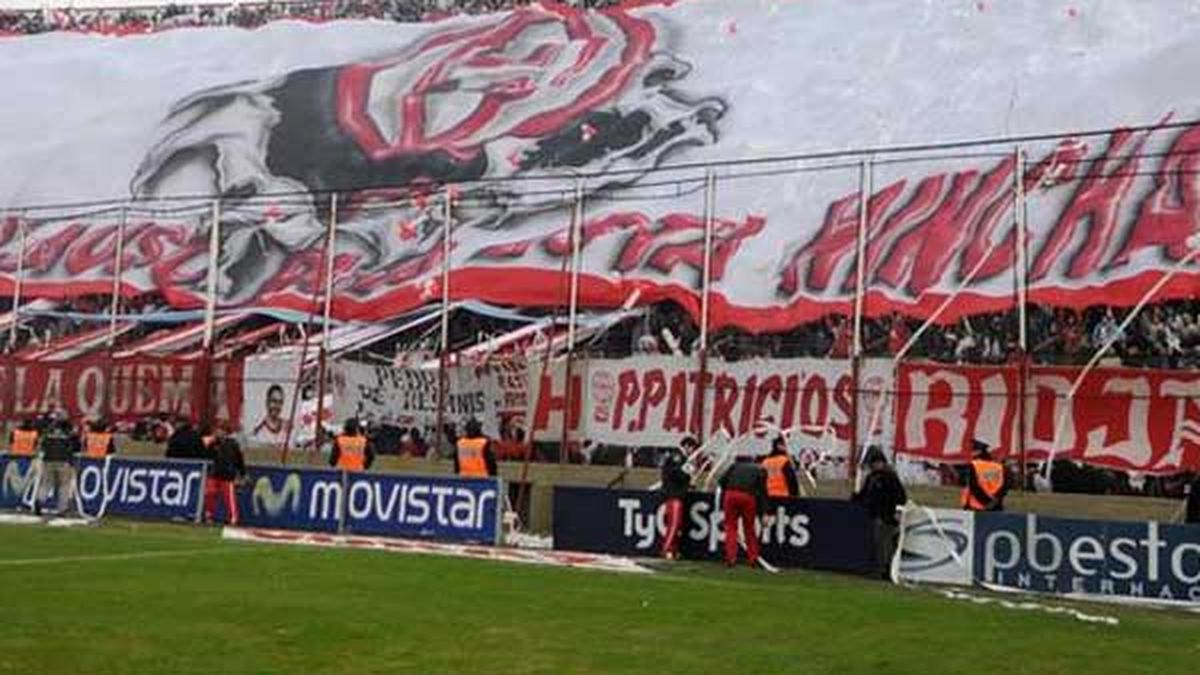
xmin=3 ymin=3 xmax=1200 ymax=332
xmin=242 ymin=356 xmax=302 ymax=447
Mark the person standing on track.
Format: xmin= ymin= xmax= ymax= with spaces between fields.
xmin=204 ymin=424 xmax=246 ymax=525
xmin=454 ymin=418 xmax=497 ymax=478
xmin=761 ymin=436 xmax=799 ymax=499
xmin=852 ymin=446 xmax=908 ymax=579
xmin=961 ymin=440 xmax=1008 ymax=512
xmin=330 ymin=418 xmax=374 ymax=472
xmin=659 ymin=436 xmax=695 ymax=560
xmin=718 ymin=456 xmax=768 ymax=568
xmin=34 ymin=415 xmax=81 ymax=516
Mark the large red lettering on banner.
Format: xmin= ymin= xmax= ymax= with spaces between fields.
xmin=895 ymin=362 xmax=1200 ymax=473
xmin=0 ymin=356 xmax=243 ymax=426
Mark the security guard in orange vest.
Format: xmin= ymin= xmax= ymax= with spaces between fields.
xmin=761 ymin=436 xmax=799 ymax=499
xmin=83 ymin=419 xmax=117 ymax=458
xmin=962 ymin=440 xmax=1008 ymax=511
xmin=329 ymin=418 xmax=374 ymax=472
xmin=455 ymin=418 xmax=496 ymax=478
xmin=9 ymin=419 xmax=40 ymax=456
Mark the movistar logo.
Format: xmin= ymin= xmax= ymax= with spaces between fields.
xmin=253 ymin=473 xmax=302 ymax=517
xmin=1 ymin=461 xmax=32 ymax=500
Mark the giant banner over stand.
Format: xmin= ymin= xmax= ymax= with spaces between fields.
xmin=75 ymin=457 xmax=206 ymax=521
xmin=553 ymin=487 xmax=875 ymax=573
xmin=895 ymin=362 xmax=1200 ymax=473
xmin=239 ymin=465 xmax=502 ymax=544
xmin=3 ymin=2 xmax=1200 ymax=334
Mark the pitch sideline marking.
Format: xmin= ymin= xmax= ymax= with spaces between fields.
xmin=0 ymin=547 xmax=249 ymax=567
xmin=224 ymin=527 xmax=655 ymax=575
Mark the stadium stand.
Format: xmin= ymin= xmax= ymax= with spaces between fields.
xmin=0 ymin=0 xmax=626 ymax=35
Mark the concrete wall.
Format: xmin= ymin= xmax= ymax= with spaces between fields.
xmin=116 ymin=441 xmax=1186 ymax=534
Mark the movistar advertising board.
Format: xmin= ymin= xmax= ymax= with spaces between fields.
xmin=75 ymin=457 xmax=206 ymax=521
xmin=239 ymin=465 xmax=502 ymax=544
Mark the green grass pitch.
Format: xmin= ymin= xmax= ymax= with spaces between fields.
xmin=1 ymin=520 xmax=1198 ymax=675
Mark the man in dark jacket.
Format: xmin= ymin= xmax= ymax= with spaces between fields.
xmin=166 ymin=418 xmax=210 ymax=461
xmin=718 ymin=456 xmax=768 ymax=568
xmin=853 ymin=446 xmax=908 ymax=579
xmin=659 ymin=436 xmax=695 ymax=560
xmin=204 ymin=424 xmax=246 ymax=525
xmin=34 ymin=416 xmax=81 ymax=516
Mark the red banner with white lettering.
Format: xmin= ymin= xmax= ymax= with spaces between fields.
xmin=895 ymin=362 xmax=1200 ymax=473
xmin=0 ymin=356 xmax=244 ymax=426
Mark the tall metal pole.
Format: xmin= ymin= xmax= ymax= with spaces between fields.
xmin=1014 ymin=148 xmax=1029 ymax=354
xmin=560 ymin=178 xmax=585 ymax=463
xmin=849 ymin=159 xmax=871 ymax=486
xmin=1013 ymin=147 xmax=1030 ymax=489
xmin=7 ymin=215 xmax=27 ymax=352
xmin=107 ymin=207 xmax=127 ymax=349
xmin=3 ymin=214 xmax=27 ymax=441
xmin=103 ymin=207 xmax=128 ymax=425
xmin=202 ymin=199 xmax=221 ymax=351
xmin=315 ymin=194 xmax=338 ymax=446
xmin=696 ymin=169 xmax=716 ymax=443
xmin=200 ymin=200 xmax=222 ymax=429
xmin=435 ymin=188 xmax=453 ymax=459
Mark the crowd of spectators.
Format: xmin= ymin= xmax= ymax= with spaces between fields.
xmin=599 ymin=298 xmax=1200 ymax=370
xmin=0 ymin=0 xmax=625 ymax=36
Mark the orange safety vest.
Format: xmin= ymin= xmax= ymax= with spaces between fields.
xmin=961 ymin=459 xmax=1005 ymax=510
xmin=84 ymin=432 xmax=114 ymax=458
xmin=456 ymin=437 xmax=489 ymax=478
xmin=762 ymin=454 xmax=792 ymax=498
xmin=336 ymin=435 xmax=367 ymax=472
xmin=10 ymin=429 xmax=38 ymax=456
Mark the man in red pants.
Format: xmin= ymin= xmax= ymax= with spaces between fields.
xmin=204 ymin=424 xmax=246 ymax=525
xmin=718 ymin=456 xmax=768 ymax=568
xmin=659 ymin=436 xmax=696 ymax=559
